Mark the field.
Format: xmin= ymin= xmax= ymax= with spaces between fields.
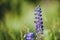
xmin=0 ymin=0 xmax=60 ymax=40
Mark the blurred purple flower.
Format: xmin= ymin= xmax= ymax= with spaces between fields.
xmin=34 ymin=5 xmax=44 ymax=34
xmin=26 ymin=32 xmax=34 ymax=40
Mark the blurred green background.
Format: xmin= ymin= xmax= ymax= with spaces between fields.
xmin=0 ymin=0 xmax=60 ymax=40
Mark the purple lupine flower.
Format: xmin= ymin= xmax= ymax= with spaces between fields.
xmin=34 ymin=5 xmax=44 ymax=40
xmin=34 ymin=5 xmax=43 ymax=32
xmin=26 ymin=32 xmax=34 ymax=40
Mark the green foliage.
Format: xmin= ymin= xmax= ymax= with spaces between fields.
xmin=0 ymin=0 xmax=60 ymax=40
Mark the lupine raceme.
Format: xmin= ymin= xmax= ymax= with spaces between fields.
xmin=34 ymin=5 xmax=44 ymax=40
